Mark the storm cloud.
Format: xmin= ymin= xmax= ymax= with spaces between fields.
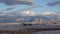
xmin=47 ymin=1 xmax=60 ymax=6
xmin=0 ymin=0 xmax=33 ymax=6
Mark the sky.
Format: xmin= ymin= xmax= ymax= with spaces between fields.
xmin=0 ymin=0 xmax=60 ymax=23
xmin=0 ymin=0 xmax=60 ymax=13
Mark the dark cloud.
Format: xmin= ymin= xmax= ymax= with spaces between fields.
xmin=47 ymin=1 xmax=60 ymax=6
xmin=6 ymin=7 xmax=16 ymax=11
xmin=0 ymin=0 xmax=33 ymax=6
xmin=0 ymin=12 xmax=5 ymax=16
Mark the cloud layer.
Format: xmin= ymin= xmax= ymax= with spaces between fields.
xmin=0 ymin=0 xmax=33 ymax=6
xmin=47 ymin=1 xmax=60 ymax=6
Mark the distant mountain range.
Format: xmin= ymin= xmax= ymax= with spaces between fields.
xmin=0 ymin=14 xmax=60 ymax=23
xmin=0 ymin=11 xmax=60 ymax=23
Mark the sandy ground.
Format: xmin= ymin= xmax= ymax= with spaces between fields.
xmin=32 ymin=30 xmax=60 ymax=34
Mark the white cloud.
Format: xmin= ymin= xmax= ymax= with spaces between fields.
xmin=41 ymin=12 xmax=56 ymax=15
xmin=21 ymin=10 xmax=36 ymax=16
